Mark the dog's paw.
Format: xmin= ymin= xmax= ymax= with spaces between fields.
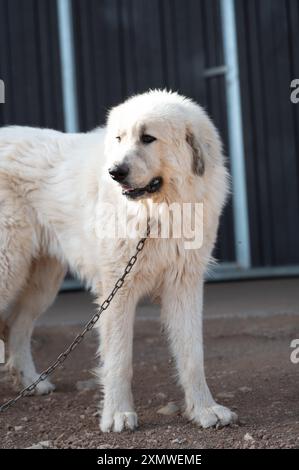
xmin=8 ymin=364 xmax=56 ymax=396
xmin=191 ymin=404 xmax=238 ymax=429
xmin=100 ymin=411 xmax=138 ymax=433
xmin=20 ymin=375 xmax=56 ymax=396
xmin=32 ymin=379 xmax=56 ymax=396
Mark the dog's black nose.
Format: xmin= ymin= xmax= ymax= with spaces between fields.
xmin=108 ymin=163 xmax=129 ymax=182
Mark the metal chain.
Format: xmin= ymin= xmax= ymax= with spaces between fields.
xmin=0 ymin=228 xmax=150 ymax=413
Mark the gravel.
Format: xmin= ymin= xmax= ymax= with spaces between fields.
xmin=0 ymin=313 xmax=298 ymax=449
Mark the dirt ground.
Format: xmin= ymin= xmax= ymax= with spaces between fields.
xmin=0 ymin=281 xmax=298 ymax=449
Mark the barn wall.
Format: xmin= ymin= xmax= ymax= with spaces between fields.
xmin=236 ymin=0 xmax=299 ymax=267
xmin=0 ymin=0 xmax=64 ymax=130
xmin=0 ymin=0 xmax=298 ymax=269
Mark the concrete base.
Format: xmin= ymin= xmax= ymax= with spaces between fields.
xmin=41 ymin=278 xmax=299 ymax=327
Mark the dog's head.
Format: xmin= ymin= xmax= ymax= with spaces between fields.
xmin=105 ymin=90 xmax=222 ymax=201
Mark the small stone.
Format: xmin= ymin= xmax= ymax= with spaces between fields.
xmin=76 ymin=378 xmax=98 ymax=392
xmin=26 ymin=441 xmax=51 ymax=449
xmin=244 ymin=433 xmax=254 ymax=442
xmin=157 ymin=402 xmax=179 ymax=415
xmin=39 ymin=441 xmax=52 ymax=448
xmin=239 ymin=386 xmax=252 ymax=393
xmin=156 ymin=392 xmax=167 ymax=400
xmin=171 ymin=438 xmax=186 ymax=444
xmin=14 ymin=426 xmax=23 ymax=432
xmin=26 ymin=444 xmax=44 ymax=450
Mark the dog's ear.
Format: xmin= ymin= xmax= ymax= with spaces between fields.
xmin=186 ymin=129 xmax=205 ymax=176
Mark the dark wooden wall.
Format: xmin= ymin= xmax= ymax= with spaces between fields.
xmin=0 ymin=0 xmax=64 ymax=130
xmin=0 ymin=0 xmax=298 ymax=268
xmin=236 ymin=0 xmax=299 ymax=266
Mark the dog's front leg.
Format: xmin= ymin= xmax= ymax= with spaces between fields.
xmin=97 ymin=288 xmax=138 ymax=433
xmin=161 ymin=276 xmax=237 ymax=428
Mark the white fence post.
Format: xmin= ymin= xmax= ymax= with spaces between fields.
xmin=57 ymin=0 xmax=79 ymax=133
xmin=220 ymin=0 xmax=251 ymax=269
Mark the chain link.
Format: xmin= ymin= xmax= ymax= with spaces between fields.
xmin=0 ymin=227 xmax=149 ymax=413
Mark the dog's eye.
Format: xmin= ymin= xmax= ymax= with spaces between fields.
xmin=116 ymin=136 xmax=121 ymax=142
xmin=141 ymin=134 xmax=156 ymax=144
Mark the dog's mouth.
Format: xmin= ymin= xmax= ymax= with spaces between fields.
xmin=120 ymin=177 xmax=163 ymax=199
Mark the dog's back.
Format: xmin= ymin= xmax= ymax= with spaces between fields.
xmin=0 ymin=126 xmax=66 ymax=176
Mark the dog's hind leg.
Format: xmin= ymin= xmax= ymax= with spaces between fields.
xmin=0 ymin=213 xmax=33 ymax=315
xmin=0 ymin=205 xmax=34 ymax=384
xmin=6 ymin=256 xmax=66 ymax=395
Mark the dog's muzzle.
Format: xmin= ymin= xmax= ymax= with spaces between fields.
xmin=121 ymin=177 xmax=163 ymax=199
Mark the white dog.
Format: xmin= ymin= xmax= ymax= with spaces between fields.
xmin=0 ymin=90 xmax=237 ymax=431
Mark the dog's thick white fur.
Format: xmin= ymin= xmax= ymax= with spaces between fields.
xmin=0 ymin=90 xmax=237 ymax=431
